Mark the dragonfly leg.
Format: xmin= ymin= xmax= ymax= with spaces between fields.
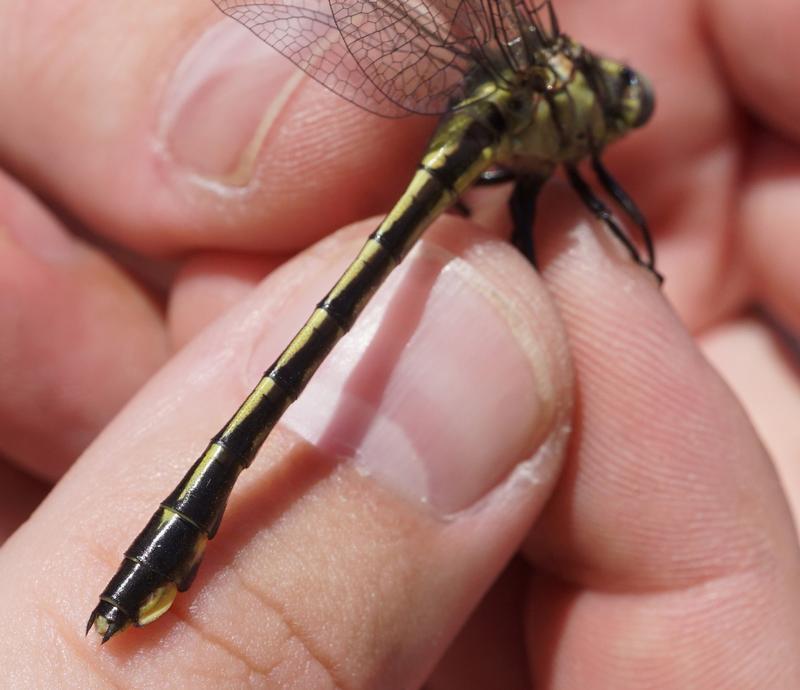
xmin=509 ymin=175 xmax=544 ymax=267
xmin=476 ymin=168 xmax=517 ymax=186
xmin=566 ymin=165 xmax=662 ymax=283
xmin=591 ymin=157 xmax=662 ymax=284
xmin=455 ymin=169 xmax=518 ymax=220
xmin=451 ymin=199 xmax=472 ymax=217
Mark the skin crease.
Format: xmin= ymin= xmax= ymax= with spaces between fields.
xmin=0 ymin=0 xmax=798 ymax=687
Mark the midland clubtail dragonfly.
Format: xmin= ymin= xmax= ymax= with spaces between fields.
xmin=88 ymin=0 xmax=656 ymax=642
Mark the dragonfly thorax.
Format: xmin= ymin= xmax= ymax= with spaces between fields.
xmin=488 ymin=38 xmax=654 ymax=177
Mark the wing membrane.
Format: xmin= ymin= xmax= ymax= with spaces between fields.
xmin=214 ymin=0 xmax=413 ymax=116
xmin=212 ymin=0 xmax=557 ymax=116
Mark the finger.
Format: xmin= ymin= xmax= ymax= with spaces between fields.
xmin=425 ymin=557 xmax=531 ymax=690
xmin=701 ymin=315 xmax=800 ymax=532
xmin=167 ymin=252 xmax=281 ymax=349
xmin=704 ymin=0 xmax=800 ymax=139
xmin=526 ymin=220 xmax=800 ymax=686
xmin=0 ymin=170 xmax=167 ymax=480
xmin=0 ymin=0 xmax=431 ymax=255
xmin=0 ymin=458 xmax=48 ymax=544
xmin=0 ymin=216 xmax=573 ymax=687
xmin=739 ymin=132 xmax=800 ymax=330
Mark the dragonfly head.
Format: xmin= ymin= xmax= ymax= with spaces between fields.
xmin=589 ymin=55 xmax=655 ymax=137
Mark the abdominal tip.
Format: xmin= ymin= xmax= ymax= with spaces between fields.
xmin=85 ymin=600 xmax=131 ymax=644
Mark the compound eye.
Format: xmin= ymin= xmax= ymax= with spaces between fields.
xmin=620 ymin=67 xmax=639 ymax=88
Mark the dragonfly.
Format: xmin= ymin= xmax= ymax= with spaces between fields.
xmin=87 ymin=0 xmax=656 ymax=643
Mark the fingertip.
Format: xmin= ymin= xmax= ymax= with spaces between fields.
xmin=532 ymin=216 xmax=796 ymax=588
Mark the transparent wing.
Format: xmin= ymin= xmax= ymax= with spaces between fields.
xmin=212 ymin=0 xmax=557 ymax=117
xmin=333 ymin=0 xmax=557 ymax=113
xmin=329 ymin=0 xmax=477 ymax=115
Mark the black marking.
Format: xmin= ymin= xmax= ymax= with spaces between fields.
xmin=93 ymin=558 xmax=169 ymax=623
xmin=320 ymin=247 xmax=395 ymax=329
xmin=509 ymin=175 xmax=544 ymax=265
xmin=372 ymin=176 xmax=450 ymax=260
xmin=125 ymin=511 xmax=203 ymax=581
xmin=483 ymin=99 xmax=508 ymax=134
xmin=214 ymin=388 xmax=290 ymax=462
xmin=267 ymin=316 xmax=342 ymax=398
xmin=163 ymin=457 xmax=242 ymax=534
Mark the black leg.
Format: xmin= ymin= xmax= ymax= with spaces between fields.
xmin=591 ymin=157 xmax=662 ymax=283
xmin=453 ymin=168 xmax=517 ymax=217
xmin=476 ymin=168 xmax=517 ymax=186
xmin=451 ymin=199 xmax=471 ymax=217
xmin=509 ymin=176 xmax=543 ymax=267
xmin=566 ymin=165 xmax=662 ymax=283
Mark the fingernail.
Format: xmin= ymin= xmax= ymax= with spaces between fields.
xmin=279 ymin=244 xmax=558 ymax=514
xmin=159 ymin=20 xmax=300 ymax=184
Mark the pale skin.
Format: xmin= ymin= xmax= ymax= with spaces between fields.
xmin=0 ymin=0 xmax=798 ymax=687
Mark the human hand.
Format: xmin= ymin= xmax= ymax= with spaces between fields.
xmin=0 ymin=0 xmax=798 ymax=687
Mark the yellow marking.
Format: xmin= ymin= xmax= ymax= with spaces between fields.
xmin=426 ymin=140 xmax=496 ymax=196
xmin=326 ymin=240 xmax=385 ymax=300
xmin=158 ymin=507 xmax=178 ymax=528
xmin=376 ymin=169 xmax=451 ymax=233
xmin=497 ymin=65 xmax=606 ymax=169
xmin=455 ymin=147 xmax=496 ymax=195
xmin=254 ymin=376 xmax=278 ymax=397
xmin=274 ymin=308 xmax=334 ymax=370
xmin=374 ymin=169 xmax=457 ymax=257
xmin=451 ymin=79 xmax=501 ymax=109
xmin=189 ymin=534 xmax=209 ymax=569
xmin=176 ymin=444 xmax=227 ymax=501
xmin=93 ymin=612 xmax=132 ymax=637
xmin=137 ymin=583 xmax=178 ymax=626
xmin=422 ymin=138 xmax=462 ymax=170
xmin=94 ymin=616 xmax=108 ymax=636
xmin=223 ymin=377 xmax=281 ymax=437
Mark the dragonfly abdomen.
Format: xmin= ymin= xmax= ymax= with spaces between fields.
xmin=87 ymin=91 xmax=508 ymax=644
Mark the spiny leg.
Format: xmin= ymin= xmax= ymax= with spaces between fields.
xmin=565 ymin=165 xmax=658 ymax=280
xmin=455 ymin=168 xmax=517 ymax=219
xmin=591 ymin=157 xmax=662 ymax=283
xmin=509 ymin=175 xmax=544 ymax=267
xmin=475 ymin=168 xmax=517 ymax=186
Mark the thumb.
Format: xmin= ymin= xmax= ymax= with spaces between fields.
xmin=0 ymin=216 xmax=573 ymax=688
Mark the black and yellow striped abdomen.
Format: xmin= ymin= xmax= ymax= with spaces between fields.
xmin=87 ymin=97 xmax=507 ymax=643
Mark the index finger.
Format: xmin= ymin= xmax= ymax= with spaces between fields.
xmin=0 ymin=1 xmax=431 ymax=255
xmin=526 ymin=218 xmax=800 ymax=686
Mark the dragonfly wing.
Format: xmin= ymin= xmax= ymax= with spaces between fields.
xmin=330 ymin=0 xmax=560 ymax=114
xmin=212 ymin=0 xmax=417 ymax=117
xmin=328 ymin=0 xmax=476 ymax=115
xmin=213 ymin=0 xmax=559 ymax=117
